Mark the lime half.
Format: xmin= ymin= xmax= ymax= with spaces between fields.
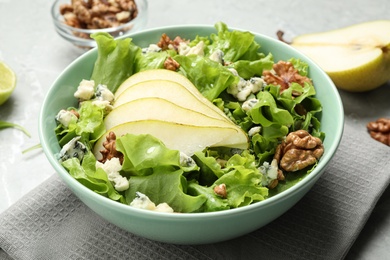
xmin=0 ymin=61 xmax=16 ymax=105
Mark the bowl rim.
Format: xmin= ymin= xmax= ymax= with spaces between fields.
xmin=39 ymin=23 xmax=344 ymax=219
xmin=51 ymin=0 xmax=148 ymax=35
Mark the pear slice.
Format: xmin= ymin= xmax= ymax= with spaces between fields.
xmin=114 ymin=79 xmax=231 ymax=122
xmin=105 ymin=97 xmax=240 ymax=130
xmin=93 ymin=120 xmax=248 ymax=159
xmin=114 ymin=69 xmax=230 ymax=119
xmin=290 ymin=20 xmax=390 ymax=92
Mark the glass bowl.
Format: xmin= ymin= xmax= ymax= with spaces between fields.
xmin=51 ymin=0 xmax=148 ymax=49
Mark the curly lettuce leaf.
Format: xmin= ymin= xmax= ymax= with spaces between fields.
xmin=228 ymin=53 xmax=274 ymax=79
xmin=125 ymin=169 xmax=207 ymax=213
xmin=192 ymin=151 xmax=224 ymax=186
xmin=62 ymin=151 xmax=125 ymax=203
xmin=55 ymin=102 xmax=105 ymax=148
xmin=135 ymin=50 xmax=177 ymax=72
xmin=210 ymin=22 xmax=262 ymax=62
xmin=116 ymin=134 xmax=181 ymax=176
xmin=115 ymin=134 xmax=206 ymax=213
xmin=91 ymin=32 xmax=141 ymax=93
xmin=289 ymin=58 xmax=309 ymax=76
xmin=188 ymin=152 xmax=267 ymax=211
xmin=175 ymin=54 xmax=238 ymax=101
xmin=187 ymin=182 xmax=230 ymax=212
xmin=217 ymin=166 xmax=267 ymax=207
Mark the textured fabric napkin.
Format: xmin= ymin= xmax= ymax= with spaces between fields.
xmin=1 ymin=90 xmax=390 ymax=260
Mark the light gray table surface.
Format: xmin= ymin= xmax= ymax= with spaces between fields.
xmin=0 ymin=0 xmax=389 ymax=259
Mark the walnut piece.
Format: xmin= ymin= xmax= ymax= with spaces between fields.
xmin=262 ymin=61 xmax=311 ymax=93
xmin=157 ymin=33 xmax=189 ymax=51
xmin=164 ymin=57 xmax=180 ymax=71
xmin=214 ymin=184 xmax=227 ymax=198
xmin=59 ymin=0 xmax=138 ymax=30
xmin=275 ymin=130 xmax=324 ymax=172
xmin=267 ymin=159 xmax=286 ymax=189
xmin=367 ymin=118 xmax=390 ymax=146
xmin=99 ymin=131 xmax=124 ymax=164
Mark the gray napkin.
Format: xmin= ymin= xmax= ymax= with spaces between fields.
xmin=1 ymin=88 xmax=390 ymax=260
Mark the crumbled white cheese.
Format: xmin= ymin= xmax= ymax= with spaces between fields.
xmin=155 ymin=203 xmax=174 ymax=213
xmin=92 ymin=100 xmax=113 ymax=113
xmin=58 ymin=136 xmax=86 ymax=162
xmin=228 ymin=68 xmax=239 ymax=76
xmin=179 ymin=152 xmax=196 ymax=167
xmin=142 ymin=44 xmax=162 ymax=54
xmin=227 ymin=72 xmax=265 ymax=102
xmin=242 ymin=98 xmax=259 ymax=112
xmin=74 ymin=79 xmax=95 ymax=101
xmin=188 ymin=41 xmax=205 ymax=56
xmin=179 ymin=41 xmax=205 ymax=56
xmin=130 ymin=192 xmax=174 ymax=213
xmin=209 ymin=49 xmax=224 ymax=64
xmin=55 ymin=109 xmax=77 ymax=127
xmin=259 ymin=159 xmax=279 ymax=186
xmin=96 ymin=157 xmax=129 ymax=191
xmin=248 ymin=126 xmax=261 ymax=137
xmin=178 ymin=42 xmax=190 ymax=55
xmin=95 ymin=84 xmax=114 ymax=103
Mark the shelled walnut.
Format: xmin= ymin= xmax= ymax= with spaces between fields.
xmin=157 ymin=33 xmax=189 ymax=51
xmin=367 ymin=118 xmax=390 ymax=146
xmin=99 ymin=131 xmax=124 ymax=164
xmin=262 ymin=61 xmax=311 ymax=94
xmin=164 ymin=57 xmax=180 ymax=71
xmin=59 ymin=0 xmax=138 ymax=30
xmin=274 ymin=130 xmax=324 ymax=172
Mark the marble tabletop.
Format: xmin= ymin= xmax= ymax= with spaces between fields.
xmin=0 ymin=0 xmax=389 ymax=259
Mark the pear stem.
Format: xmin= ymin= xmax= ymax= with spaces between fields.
xmin=381 ymin=44 xmax=390 ymax=53
xmin=276 ymin=30 xmax=291 ymax=45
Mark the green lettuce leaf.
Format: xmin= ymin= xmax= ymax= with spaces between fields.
xmin=62 ymin=151 xmax=125 ymax=203
xmin=55 ymin=102 xmax=106 ymax=148
xmin=135 ymin=50 xmax=177 ymax=72
xmin=116 ymin=134 xmax=181 ymax=176
xmin=90 ymin=32 xmax=141 ymax=93
xmin=174 ymin=54 xmax=238 ymax=101
xmin=187 ymin=181 xmax=230 ymax=212
xmin=228 ymin=53 xmax=274 ymax=79
xmin=125 ymin=169 xmax=207 ymax=213
xmin=216 ymin=166 xmax=267 ymax=207
xmin=210 ymin=22 xmax=262 ymax=62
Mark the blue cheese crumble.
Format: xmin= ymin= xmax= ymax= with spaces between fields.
xmin=73 ymin=80 xmax=115 ymax=112
xmin=209 ymin=49 xmax=224 ymax=64
xmin=142 ymin=44 xmax=162 ymax=53
xmin=227 ymin=69 xmax=265 ymax=101
xmin=96 ymin=157 xmax=129 ymax=192
xmin=58 ymin=136 xmax=87 ymax=162
xmin=258 ymin=159 xmax=279 ymax=187
xmin=55 ymin=109 xmax=78 ymax=128
xmin=74 ymin=79 xmax=95 ymax=101
xmin=130 ymin=192 xmax=174 ymax=213
xmin=179 ymin=152 xmax=197 ymax=167
xmin=178 ymin=41 xmax=205 ymax=56
xmin=92 ymin=84 xmax=115 ymax=112
xmin=242 ymin=98 xmax=259 ymax=112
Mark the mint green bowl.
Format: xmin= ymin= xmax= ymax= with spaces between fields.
xmin=39 ymin=25 xmax=344 ymax=245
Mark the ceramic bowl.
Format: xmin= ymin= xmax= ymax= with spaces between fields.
xmin=39 ymin=24 xmax=344 ymax=244
xmin=51 ymin=0 xmax=148 ymax=49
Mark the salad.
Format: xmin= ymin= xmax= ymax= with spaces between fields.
xmin=55 ymin=22 xmax=325 ymax=213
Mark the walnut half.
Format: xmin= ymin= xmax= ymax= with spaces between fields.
xmin=99 ymin=131 xmax=124 ymax=164
xmin=262 ymin=61 xmax=311 ymax=93
xmin=367 ymin=118 xmax=390 ymax=146
xmin=275 ymin=130 xmax=324 ymax=172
